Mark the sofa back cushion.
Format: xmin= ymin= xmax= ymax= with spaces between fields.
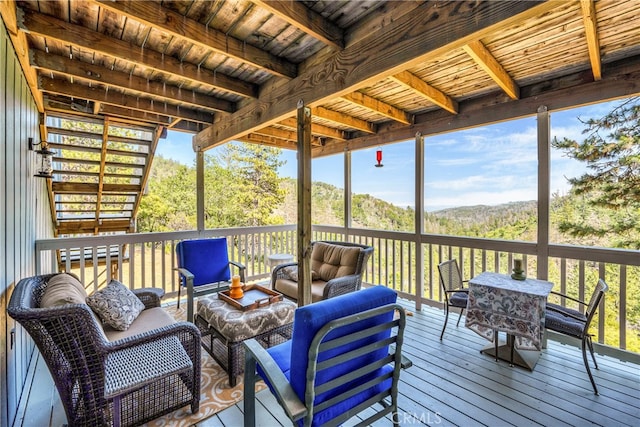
xmin=311 ymin=242 xmax=361 ymax=282
xmin=40 ymin=273 xmax=88 ymax=308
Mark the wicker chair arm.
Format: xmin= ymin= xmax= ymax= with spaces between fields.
xmin=271 ymin=262 xmax=299 ymax=284
xmin=323 ymin=274 xmax=360 ymax=299
xmin=550 ymin=290 xmax=587 ymax=306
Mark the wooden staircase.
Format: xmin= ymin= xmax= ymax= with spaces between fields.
xmin=42 ymin=112 xmax=163 ymax=237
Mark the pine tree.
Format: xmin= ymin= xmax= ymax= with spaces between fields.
xmin=552 ymin=97 xmax=640 ymax=248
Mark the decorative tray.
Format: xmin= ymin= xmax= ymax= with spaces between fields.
xmin=219 ymin=284 xmax=283 ymax=311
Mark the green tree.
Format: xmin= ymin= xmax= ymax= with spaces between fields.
xmin=209 ymin=143 xmax=285 ymax=227
xmin=552 ymin=97 xmax=640 ymax=248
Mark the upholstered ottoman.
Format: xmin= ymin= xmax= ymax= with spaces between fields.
xmin=196 ymin=295 xmax=296 ymax=387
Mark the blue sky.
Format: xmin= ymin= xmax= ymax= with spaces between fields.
xmin=157 ymin=99 xmax=623 ymax=211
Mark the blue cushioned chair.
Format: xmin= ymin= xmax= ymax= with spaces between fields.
xmin=545 ymin=279 xmax=608 ymax=395
xmin=437 ymin=259 xmax=469 ymax=340
xmin=176 ymin=237 xmax=246 ymax=322
xmin=243 ymin=286 xmax=411 ymax=427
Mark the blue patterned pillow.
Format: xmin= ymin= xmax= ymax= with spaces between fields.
xmin=87 ymin=280 xmax=145 ymax=331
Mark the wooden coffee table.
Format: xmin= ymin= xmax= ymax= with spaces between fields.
xmin=195 ymin=294 xmax=296 ymax=387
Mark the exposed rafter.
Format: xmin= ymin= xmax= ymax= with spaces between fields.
xmin=19 ymin=9 xmax=257 ymax=99
xmin=39 ymin=78 xmax=215 ymax=124
xmin=462 ymin=40 xmax=519 ymax=100
xmin=580 ymin=0 xmax=602 ymax=81
xmin=312 ymin=107 xmax=376 ymax=134
xmin=251 ymin=0 xmax=344 ymax=49
xmin=194 ymin=1 xmax=553 ymax=149
xmin=390 ymin=71 xmax=458 ymax=114
xmin=340 ymin=92 xmax=411 ymax=124
xmin=93 ymin=0 xmax=297 ymax=79
xmin=30 ymin=50 xmax=235 ymax=113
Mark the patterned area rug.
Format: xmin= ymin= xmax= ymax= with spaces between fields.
xmin=143 ymin=305 xmax=265 ymax=426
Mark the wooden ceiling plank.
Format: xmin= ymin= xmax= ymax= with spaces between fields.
xmin=18 ymin=9 xmax=257 ymax=99
xmin=251 ymin=0 xmax=344 ymax=49
xmin=93 ymin=0 xmax=296 ymax=79
xmin=30 ymin=50 xmax=235 ymax=113
xmin=194 ymin=0 xmax=554 ymax=149
xmin=312 ymin=107 xmax=375 ymax=134
xmin=389 ymin=71 xmax=458 ymax=114
xmin=252 ymin=126 xmax=322 ymax=145
xmin=39 ymin=77 xmax=214 ymax=124
xmin=340 ymin=92 xmax=411 ymax=124
xmin=580 ymin=0 xmax=601 ymax=81
xmin=462 ymin=40 xmax=520 ymax=100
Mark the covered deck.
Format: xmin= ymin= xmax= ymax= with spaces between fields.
xmin=16 ymin=297 xmax=639 ymax=426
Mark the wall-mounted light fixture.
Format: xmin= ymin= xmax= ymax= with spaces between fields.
xmin=28 ymin=137 xmax=55 ymax=178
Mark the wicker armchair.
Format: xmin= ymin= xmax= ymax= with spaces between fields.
xmin=7 ymin=274 xmax=201 ymax=427
xmin=271 ymin=240 xmax=373 ymax=303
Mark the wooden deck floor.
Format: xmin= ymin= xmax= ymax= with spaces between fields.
xmin=15 ymin=298 xmax=640 ymax=427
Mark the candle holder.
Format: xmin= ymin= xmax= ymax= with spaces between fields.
xmin=511 ymin=259 xmax=526 ymax=281
xmin=229 ymin=275 xmax=244 ymax=299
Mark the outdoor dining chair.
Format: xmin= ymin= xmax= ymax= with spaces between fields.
xmin=243 ymin=285 xmax=411 ymax=427
xmin=545 ymin=279 xmax=608 ymax=394
xmin=437 ymin=259 xmax=469 ymax=340
xmin=176 ymin=237 xmax=246 ymax=322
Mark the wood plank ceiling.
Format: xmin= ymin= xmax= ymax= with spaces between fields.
xmin=2 ymin=0 xmax=640 ymax=236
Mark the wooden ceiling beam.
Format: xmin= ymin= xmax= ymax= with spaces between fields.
xmin=194 ymin=1 xmax=554 ymax=149
xmin=580 ymin=0 xmax=601 ymax=81
xmin=99 ymin=105 xmax=174 ymax=127
xmin=251 ymin=0 xmax=344 ymax=49
xmin=93 ymin=0 xmax=296 ymax=79
xmin=239 ymin=134 xmax=298 ymax=150
xmin=278 ymin=118 xmax=347 ymax=141
xmin=252 ymin=126 xmax=323 ymax=146
xmin=1 ymin=1 xmax=44 ymax=112
xmin=18 ymin=9 xmax=257 ymax=99
xmin=30 ymin=50 xmax=234 ymax=113
xmin=341 ymin=92 xmax=411 ymax=125
xmin=39 ymin=77 xmax=214 ymax=124
xmin=312 ymin=107 xmax=376 ymax=134
xmin=389 ymin=71 xmax=458 ymax=114
xmin=462 ymin=40 xmax=520 ymax=100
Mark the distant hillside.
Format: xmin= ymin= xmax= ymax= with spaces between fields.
xmin=276 ymin=179 xmax=540 ymax=239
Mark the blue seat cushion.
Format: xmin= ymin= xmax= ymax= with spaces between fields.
xmin=545 ymin=303 xmax=587 ymax=338
xmin=449 ymin=291 xmax=468 ymax=308
xmin=176 ymin=238 xmax=230 ymax=286
xmin=257 ymin=340 xmax=292 ymax=394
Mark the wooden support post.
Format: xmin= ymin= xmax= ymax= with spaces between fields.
xmin=415 ymin=132 xmax=425 ymax=310
xmin=196 ymin=146 xmax=205 ymax=233
xmin=297 ymin=100 xmax=312 ymax=306
xmin=537 ymin=106 xmax=550 ymax=280
xmin=344 ymin=150 xmax=352 ymax=234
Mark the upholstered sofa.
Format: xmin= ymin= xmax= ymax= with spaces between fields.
xmin=271 ymin=241 xmax=373 ymax=302
xmin=7 ymin=273 xmax=201 ymax=427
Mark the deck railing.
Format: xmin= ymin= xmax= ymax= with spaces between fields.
xmin=35 ymin=224 xmax=639 ymax=356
